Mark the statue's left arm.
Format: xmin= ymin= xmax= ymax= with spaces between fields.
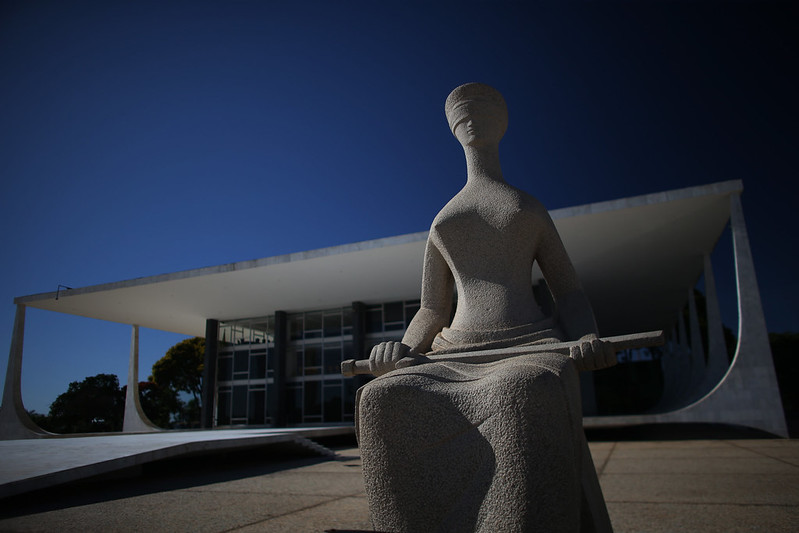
xmin=535 ymin=212 xmax=616 ymax=370
xmin=367 ymin=238 xmax=454 ymax=376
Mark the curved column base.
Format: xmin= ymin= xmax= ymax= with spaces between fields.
xmin=0 ymin=403 xmax=51 ymax=440
xmin=584 ymin=348 xmax=788 ymax=438
xmin=122 ymin=325 xmax=161 ymax=433
xmin=0 ymin=305 xmax=51 ymax=440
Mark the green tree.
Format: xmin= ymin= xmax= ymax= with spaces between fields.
xmin=120 ymin=380 xmax=181 ymax=428
xmin=46 ymin=373 xmax=124 ymax=433
xmin=149 ymin=337 xmax=205 ymax=427
xmin=27 ymin=410 xmax=52 ymax=432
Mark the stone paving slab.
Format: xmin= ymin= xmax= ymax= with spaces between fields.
xmin=588 ymin=441 xmax=614 ymax=468
xmin=607 ymin=502 xmax=799 ymax=533
xmin=600 ymin=473 xmax=799 ymax=506
xmin=0 ymin=438 xmax=797 ymax=532
xmin=600 ymin=439 xmax=799 ymax=532
xmin=0 ymin=491 xmax=336 ymax=533
xmin=233 ymin=495 xmax=373 ymax=532
xmin=603 ymin=455 xmax=793 ymax=475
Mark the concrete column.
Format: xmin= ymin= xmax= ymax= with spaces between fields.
xmin=0 ymin=305 xmax=49 ymax=439
xmin=671 ymin=310 xmax=692 ymax=407
xmin=272 ymin=311 xmax=287 ymax=427
xmin=697 ymin=253 xmax=729 ymax=396
xmin=585 ymin=192 xmax=789 ymax=437
xmin=200 ymin=319 xmax=219 ymax=428
xmin=676 ymin=310 xmax=688 ymax=350
xmin=718 ymin=193 xmax=787 ymax=435
xmin=653 ymin=326 xmax=679 ymax=412
xmin=686 ymin=288 xmax=707 ymax=401
xmin=122 ymin=325 xmax=159 ymax=432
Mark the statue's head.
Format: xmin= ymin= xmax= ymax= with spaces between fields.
xmin=445 ymin=83 xmax=508 ymax=147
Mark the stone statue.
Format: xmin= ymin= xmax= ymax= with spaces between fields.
xmin=355 ymin=83 xmax=615 ymax=532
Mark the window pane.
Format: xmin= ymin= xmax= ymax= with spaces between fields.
xmin=384 ymin=301 xmax=403 ymax=323
xmin=218 ymin=357 xmax=233 ymax=382
xmin=217 ymin=391 xmax=231 ymax=425
xmin=324 ymin=344 xmax=342 ymax=375
xmin=234 ymin=351 xmax=248 ymax=373
xmin=286 ymin=349 xmax=301 ymax=378
xmin=343 ymin=340 xmax=353 ymax=360
xmin=405 ymin=303 xmax=420 ymax=327
xmin=342 ymin=307 xmax=352 ymax=334
xmin=305 ymin=381 xmax=321 ymax=416
xmin=290 ymin=316 xmax=303 ymax=341
xmin=324 ymin=313 xmax=341 ymax=337
xmin=343 ymin=380 xmax=356 ymax=416
xmin=250 ymin=353 xmax=265 ymax=379
xmin=232 ymin=385 xmax=247 ymax=419
xmin=305 ymin=344 xmax=321 ymax=372
xmin=219 ymin=325 xmax=232 ymax=344
xmin=286 ymin=384 xmax=302 ymax=423
xmin=305 ymin=312 xmax=322 ymax=332
xmin=365 ymin=308 xmax=382 ymax=333
xmin=324 ymin=384 xmax=342 ymax=422
xmin=248 ymin=390 xmax=265 ymax=425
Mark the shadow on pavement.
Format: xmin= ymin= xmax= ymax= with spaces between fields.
xmin=0 ymin=440 xmax=353 ymax=519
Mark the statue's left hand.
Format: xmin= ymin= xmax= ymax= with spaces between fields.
xmin=569 ymin=334 xmax=617 ymax=371
xmin=369 ymin=341 xmax=422 ymax=376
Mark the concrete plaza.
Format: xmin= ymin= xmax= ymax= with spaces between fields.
xmin=0 ymin=432 xmax=796 ymax=532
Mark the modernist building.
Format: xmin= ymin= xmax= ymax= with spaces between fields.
xmin=0 ymin=180 xmax=788 ymax=439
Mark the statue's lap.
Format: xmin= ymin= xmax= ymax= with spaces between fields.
xmin=357 ymin=352 xmax=585 ymax=532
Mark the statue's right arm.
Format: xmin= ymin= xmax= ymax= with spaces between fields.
xmin=368 ymin=239 xmax=454 ymax=376
xmin=401 ymin=238 xmax=454 ymax=354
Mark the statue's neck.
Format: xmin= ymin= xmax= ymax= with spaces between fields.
xmin=463 ymin=145 xmax=505 ymax=185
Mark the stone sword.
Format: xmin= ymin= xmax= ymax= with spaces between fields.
xmin=341 ymin=330 xmax=664 ymax=377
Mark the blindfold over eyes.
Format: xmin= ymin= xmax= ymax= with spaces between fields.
xmin=446 ymin=100 xmax=505 ymax=132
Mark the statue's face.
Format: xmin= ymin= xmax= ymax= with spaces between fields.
xmin=450 ymin=101 xmax=507 ymax=148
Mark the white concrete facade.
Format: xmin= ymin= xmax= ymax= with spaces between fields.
xmin=0 ymin=180 xmax=788 ymax=438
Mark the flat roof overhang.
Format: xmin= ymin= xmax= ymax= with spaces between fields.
xmin=15 ymin=180 xmax=741 ymax=338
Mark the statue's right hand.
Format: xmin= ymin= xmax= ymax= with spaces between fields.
xmin=369 ymin=341 xmax=418 ymax=376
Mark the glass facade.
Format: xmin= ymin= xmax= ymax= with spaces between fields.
xmin=363 ymin=300 xmax=420 ymax=350
xmin=216 ymin=316 xmax=276 ymax=426
xmin=285 ymin=307 xmax=354 ymax=424
xmin=214 ymin=300 xmax=420 ymax=427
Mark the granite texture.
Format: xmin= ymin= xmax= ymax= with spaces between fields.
xmin=359 ymin=353 xmax=609 ymax=532
xmin=359 ymin=83 xmax=613 ymax=532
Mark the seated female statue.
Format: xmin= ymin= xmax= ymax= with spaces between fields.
xmin=357 ymin=83 xmax=613 ymax=533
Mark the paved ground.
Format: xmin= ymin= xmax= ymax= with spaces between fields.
xmin=0 ymin=428 xmax=349 ymax=498
xmin=0 ymin=436 xmax=797 ymax=532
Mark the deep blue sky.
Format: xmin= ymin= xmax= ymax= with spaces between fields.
xmin=1 ymin=1 xmax=797 ymax=414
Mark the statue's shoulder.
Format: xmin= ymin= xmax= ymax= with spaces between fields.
xmin=513 ymin=186 xmax=551 ymax=218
